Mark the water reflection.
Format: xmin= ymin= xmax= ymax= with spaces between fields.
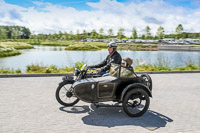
xmin=0 ymin=45 xmax=200 ymax=72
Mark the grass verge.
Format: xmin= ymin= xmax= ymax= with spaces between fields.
xmin=0 ymin=63 xmax=199 ymax=74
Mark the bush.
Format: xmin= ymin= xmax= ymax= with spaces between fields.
xmin=74 ymin=62 xmax=85 ymax=69
xmin=0 ymin=68 xmax=15 ymax=74
xmin=15 ymin=69 xmax=22 ymax=73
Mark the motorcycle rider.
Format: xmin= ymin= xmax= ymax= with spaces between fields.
xmin=88 ymin=41 xmax=122 ymax=75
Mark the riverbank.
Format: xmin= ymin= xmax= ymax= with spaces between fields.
xmin=0 ymin=42 xmax=34 ymax=49
xmin=1 ymin=39 xmax=158 ymax=51
xmin=0 ymin=47 xmax=21 ymax=58
xmin=0 ymin=63 xmax=199 ymax=74
xmin=0 ymin=42 xmax=34 ymax=57
xmin=2 ymin=39 xmax=200 ymax=51
xmin=65 ymin=42 xmax=107 ymax=50
xmin=158 ymin=44 xmax=200 ymax=51
xmin=118 ymin=43 xmax=158 ymax=51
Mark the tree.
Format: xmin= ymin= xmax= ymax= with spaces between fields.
xmin=58 ymin=31 xmax=63 ymax=39
xmin=107 ymin=29 xmax=114 ymax=39
xmin=156 ymin=26 xmax=165 ymax=39
xmin=82 ymin=30 xmax=88 ymax=40
xmin=12 ymin=29 xmax=19 ymax=39
xmin=21 ymin=27 xmax=31 ymax=39
xmin=0 ymin=28 xmax=7 ymax=40
xmin=76 ymin=30 xmax=80 ymax=41
xmin=68 ymin=31 xmax=74 ymax=40
xmin=90 ymin=29 xmax=98 ymax=39
xmin=176 ymin=24 xmax=184 ymax=34
xmin=63 ymin=31 xmax=68 ymax=40
xmin=117 ymin=28 xmax=125 ymax=39
xmin=131 ymin=27 xmax=137 ymax=39
xmin=144 ymin=26 xmax=152 ymax=39
xmin=98 ymin=28 xmax=104 ymax=39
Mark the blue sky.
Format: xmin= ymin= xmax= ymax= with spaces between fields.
xmin=4 ymin=0 xmax=199 ymax=10
xmin=1 ymin=0 xmax=200 ymax=35
xmin=4 ymin=0 xmax=100 ymax=10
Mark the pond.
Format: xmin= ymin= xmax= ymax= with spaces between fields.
xmin=0 ymin=45 xmax=200 ymax=72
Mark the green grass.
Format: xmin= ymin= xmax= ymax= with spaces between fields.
xmin=66 ymin=44 xmax=100 ymax=51
xmin=25 ymin=62 xmax=85 ymax=74
xmin=0 ymin=42 xmax=33 ymax=49
xmin=39 ymin=40 xmax=74 ymax=46
xmin=65 ymin=42 xmax=107 ymax=51
xmin=0 ymin=63 xmax=199 ymax=74
xmin=118 ymin=44 xmax=158 ymax=51
xmin=1 ymin=39 xmax=74 ymax=46
xmin=0 ymin=68 xmax=21 ymax=74
xmin=0 ymin=47 xmax=21 ymax=58
xmin=0 ymin=42 xmax=33 ymax=57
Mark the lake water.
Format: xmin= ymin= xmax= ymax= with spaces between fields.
xmin=0 ymin=45 xmax=200 ymax=72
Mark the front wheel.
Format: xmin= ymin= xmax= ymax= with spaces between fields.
xmin=55 ymin=80 xmax=79 ymax=106
xmin=123 ymin=89 xmax=150 ymax=117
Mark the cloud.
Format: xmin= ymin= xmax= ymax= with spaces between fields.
xmin=9 ymin=9 xmax=22 ymax=20
xmin=191 ymin=0 xmax=200 ymax=7
xmin=143 ymin=17 xmax=163 ymax=25
xmin=0 ymin=0 xmax=200 ymax=36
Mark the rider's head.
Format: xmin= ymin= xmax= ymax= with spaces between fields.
xmin=107 ymin=41 xmax=117 ymax=54
xmin=121 ymin=57 xmax=133 ymax=67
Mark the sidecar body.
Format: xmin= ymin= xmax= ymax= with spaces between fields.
xmin=72 ymin=64 xmax=152 ymax=103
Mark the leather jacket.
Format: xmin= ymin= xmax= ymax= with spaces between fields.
xmin=89 ymin=51 xmax=122 ymax=72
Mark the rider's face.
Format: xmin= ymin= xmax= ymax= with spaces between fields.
xmin=108 ymin=47 xmax=113 ymax=54
xmin=121 ymin=63 xmax=125 ymax=67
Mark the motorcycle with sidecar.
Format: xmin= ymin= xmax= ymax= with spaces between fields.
xmin=55 ymin=63 xmax=152 ymax=117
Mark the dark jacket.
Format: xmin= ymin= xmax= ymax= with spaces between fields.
xmin=90 ymin=51 xmax=122 ymax=72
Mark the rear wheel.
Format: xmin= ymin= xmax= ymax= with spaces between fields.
xmin=123 ymin=89 xmax=150 ymax=117
xmin=55 ymin=80 xmax=79 ymax=106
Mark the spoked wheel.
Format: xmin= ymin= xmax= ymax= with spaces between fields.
xmin=55 ymin=80 xmax=79 ymax=106
xmin=123 ymin=89 xmax=150 ymax=117
xmin=140 ymin=74 xmax=152 ymax=91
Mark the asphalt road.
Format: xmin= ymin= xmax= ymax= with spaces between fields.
xmin=0 ymin=73 xmax=200 ymax=133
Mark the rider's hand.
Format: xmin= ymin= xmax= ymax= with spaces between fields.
xmin=96 ymin=69 xmax=101 ymax=73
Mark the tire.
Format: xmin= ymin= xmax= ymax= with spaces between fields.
xmin=140 ymin=74 xmax=152 ymax=91
xmin=55 ymin=80 xmax=79 ymax=106
xmin=123 ymin=89 xmax=150 ymax=117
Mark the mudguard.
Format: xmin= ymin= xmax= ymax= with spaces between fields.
xmin=121 ymin=83 xmax=152 ymax=101
xmin=59 ymin=79 xmax=75 ymax=86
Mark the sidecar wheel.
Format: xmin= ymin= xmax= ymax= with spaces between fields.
xmin=140 ymin=74 xmax=152 ymax=91
xmin=56 ymin=80 xmax=79 ymax=106
xmin=123 ymin=89 xmax=150 ymax=117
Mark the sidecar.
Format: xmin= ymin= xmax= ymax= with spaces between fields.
xmin=56 ymin=64 xmax=152 ymax=117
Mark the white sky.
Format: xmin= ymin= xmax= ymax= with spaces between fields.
xmin=0 ymin=0 xmax=200 ymax=37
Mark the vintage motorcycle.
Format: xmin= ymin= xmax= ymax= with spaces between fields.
xmin=55 ymin=63 xmax=152 ymax=117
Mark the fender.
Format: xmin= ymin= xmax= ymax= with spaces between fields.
xmin=58 ymin=79 xmax=75 ymax=86
xmin=121 ymin=83 xmax=152 ymax=101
